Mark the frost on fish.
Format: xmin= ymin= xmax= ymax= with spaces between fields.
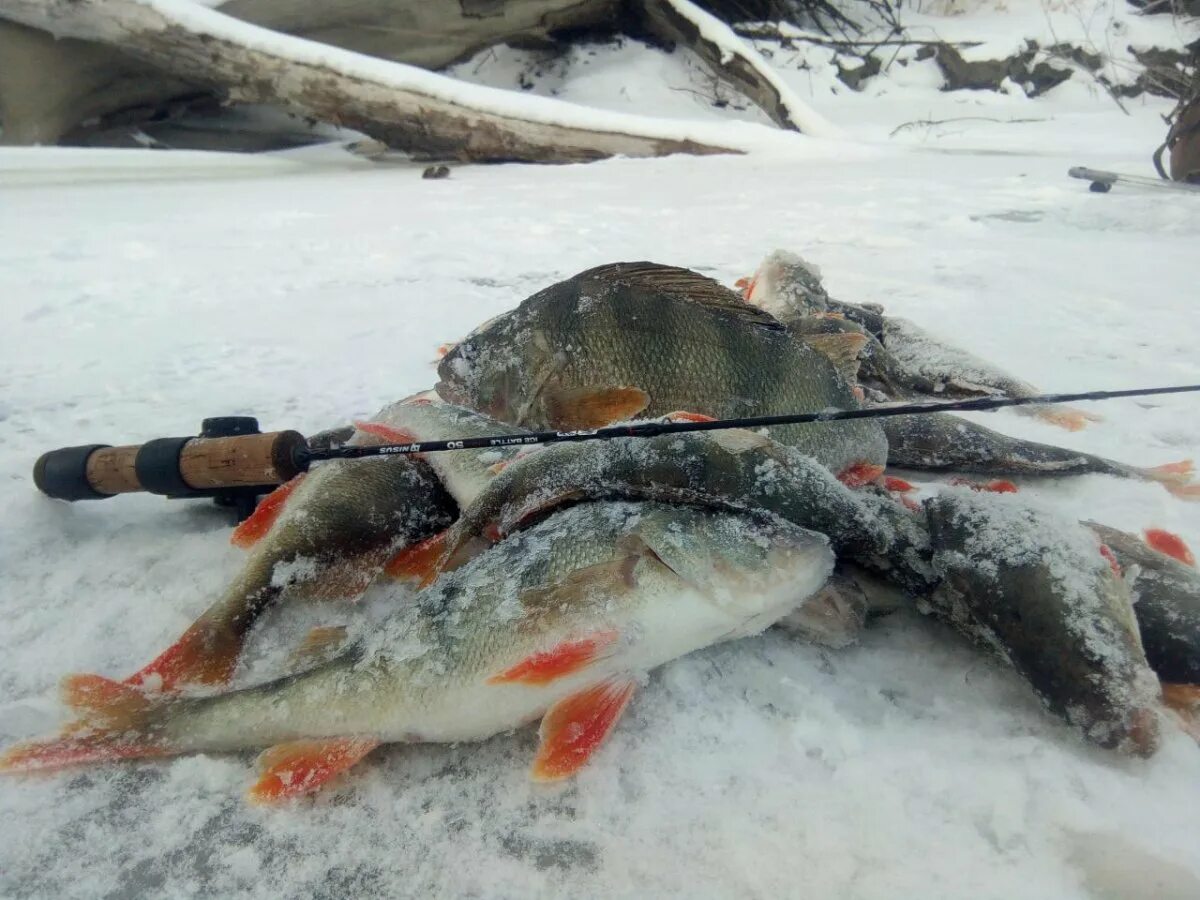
xmin=125 ymin=456 xmax=455 ymax=693
xmin=419 ymin=430 xmax=934 ymax=596
xmin=1 ymin=502 xmax=834 ymax=799
xmin=926 ymin=489 xmax=1161 ymax=755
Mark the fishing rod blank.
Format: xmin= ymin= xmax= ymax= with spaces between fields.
xmin=32 ymin=384 xmax=1200 ymax=516
xmin=307 ymin=384 xmax=1200 ymax=462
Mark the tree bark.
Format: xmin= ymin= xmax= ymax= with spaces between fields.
xmin=0 ymin=0 xmax=751 ymax=162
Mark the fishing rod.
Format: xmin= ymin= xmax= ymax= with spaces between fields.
xmin=32 ymin=384 xmax=1200 ymax=520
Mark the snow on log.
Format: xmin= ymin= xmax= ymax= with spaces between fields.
xmin=0 ymin=0 xmax=798 ymax=162
xmin=637 ymin=0 xmax=842 ymax=139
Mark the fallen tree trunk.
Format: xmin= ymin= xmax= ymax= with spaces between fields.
xmin=0 ymin=0 xmax=765 ymax=162
xmin=638 ymin=0 xmax=841 ymax=138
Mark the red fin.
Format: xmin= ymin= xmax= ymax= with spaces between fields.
xmin=1099 ymin=544 xmax=1121 ymax=577
xmin=125 ymin=620 xmax=242 ymax=691
xmin=1144 ymin=529 xmax=1196 ymax=567
xmin=663 ymin=411 xmax=717 ymax=423
xmin=247 ymin=737 xmax=380 ymax=803
xmin=353 ymin=421 xmax=418 ymax=446
xmin=544 ymin=386 xmax=650 ymax=430
xmin=532 ymin=677 xmax=636 ymax=781
xmin=231 ymin=474 xmax=306 ymax=549
xmin=837 ymin=462 xmax=885 ymax=488
xmin=0 ymin=734 xmax=169 ymax=772
xmin=883 ymin=475 xmax=915 ymax=493
xmin=1144 ymin=460 xmax=1195 ymax=484
xmin=487 ymin=460 xmax=511 ymax=476
xmin=383 ymin=530 xmax=448 ymax=587
xmin=950 ymin=477 xmax=1018 ymax=494
xmin=488 ymin=632 xmax=618 ymax=686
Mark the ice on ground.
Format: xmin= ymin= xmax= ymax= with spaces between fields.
xmin=2 ymin=13 xmax=1199 ymax=897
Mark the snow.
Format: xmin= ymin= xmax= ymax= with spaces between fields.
xmin=3 ymin=6 xmax=1200 ymax=897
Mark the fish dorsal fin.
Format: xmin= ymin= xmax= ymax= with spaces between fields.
xmin=800 ymin=332 xmax=868 ymax=384
xmin=532 ymin=676 xmax=637 ymax=781
xmin=580 ymin=262 xmax=785 ymax=332
xmin=247 ymin=737 xmax=381 ymax=803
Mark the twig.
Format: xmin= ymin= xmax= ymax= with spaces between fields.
xmin=889 ymin=116 xmax=1048 ymax=137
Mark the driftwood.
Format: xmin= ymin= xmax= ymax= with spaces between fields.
xmin=0 ymin=0 xmax=763 ymax=162
xmin=0 ymin=0 xmax=839 ymax=155
xmin=0 ymin=0 xmax=623 ymax=145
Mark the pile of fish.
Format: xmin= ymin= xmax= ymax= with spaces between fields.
xmin=5 ymin=254 xmax=1200 ymax=802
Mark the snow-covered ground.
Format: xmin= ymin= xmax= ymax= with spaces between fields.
xmin=2 ymin=9 xmax=1200 ymax=897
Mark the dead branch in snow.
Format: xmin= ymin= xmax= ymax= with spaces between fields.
xmin=637 ymin=0 xmax=841 ymax=136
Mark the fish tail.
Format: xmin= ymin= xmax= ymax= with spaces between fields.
xmin=1141 ymin=459 xmax=1195 ymax=484
xmin=124 ymin=618 xmax=243 ymax=692
xmin=1 ymin=675 xmax=170 ymax=773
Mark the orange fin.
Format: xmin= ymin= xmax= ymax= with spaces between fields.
xmin=488 ymin=631 xmax=618 ymax=686
xmin=231 ymin=474 xmax=306 ymax=549
xmin=0 ymin=733 xmax=169 ymax=773
xmin=1 ymin=675 xmax=168 ymax=772
xmin=63 ymin=674 xmax=152 ymax=726
xmin=532 ymin=677 xmax=636 ymax=781
xmin=544 ymin=386 xmax=650 ymax=430
xmin=950 ymin=477 xmax=1019 ymax=494
xmin=1030 ymin=405 xmax=1101 ymax=431
xmin=883 ymin=475 xmax=915 ymax=493
xmin=837 ymin=462 xmax=885 ymax=488
xmin=288 ymin=625 xmax=349 ymax=670
xmin=1165 ymin=482 xmax=1200 ymax=502
xmin=1143 ymin=460 xmax=1195 ymax=484
xmin=125 ymin=619 xmax=242 ymax=691
xmin=383 ymin=530 xmax=448 ymax=587
xmin=352 ymin=421 xmax=418 ymax=446
xmin=247 ymin=737 xmax=380 ymax=803
xmin=1144 ymin=529 xmax=1196 ymax=567
xmin=663 ymin=410 xmax=717 ymax=423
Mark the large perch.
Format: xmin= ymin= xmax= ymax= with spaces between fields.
xmin=0 ymin=0 xmax=786 ymax=162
